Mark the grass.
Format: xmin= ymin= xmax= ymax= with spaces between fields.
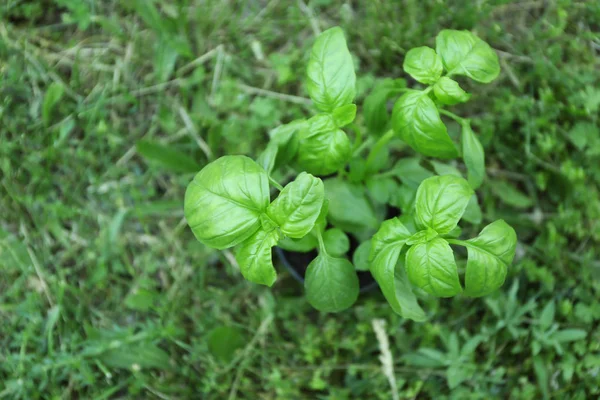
xmin=1 ymin=0 xmax=599 ymax=398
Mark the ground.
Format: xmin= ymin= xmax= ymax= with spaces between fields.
xmin=1 ymin=1 xmax=599 ymax=399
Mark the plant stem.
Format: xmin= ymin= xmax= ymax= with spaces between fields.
xmin=365 ymin=129 xmax=395 ymax=172
xmin=269 ymin=176 xmax=284 ymax=191
xmin=439 ymin=109 xmax=468 ymax=126
xmin=446 ymin=238 xmax=472 ymax=249
xmin=349 ymin=123 xmax=363 ymax=152
xmin=316 ymin=229 xmax=328 ymax=256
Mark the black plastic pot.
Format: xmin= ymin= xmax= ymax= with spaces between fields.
xmin=274 ymin=247 xmax=379 ymax=293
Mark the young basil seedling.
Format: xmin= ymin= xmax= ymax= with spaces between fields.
xmin=184 ymin=27 xmax=517 ymax=318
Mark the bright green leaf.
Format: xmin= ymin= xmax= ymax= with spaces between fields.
xmin=436 ymin=30 xmax=500 ymax=83
xmin=463 ymin=220 xmax=517 ymax=297
xmin=369 ymin=218 xmax=426 ymax=321
xmin=392 ymin=90 xmax=458 ymax=159
xmin=405 ymin=237 xmax=462 ymax=297
xmin=406 ymin=228 xmax=438 ymax=245
xmin=353 ymin=240 xmax=371 ymax=271
xmin=296 ymin=114 xmax=352 ymax=175
xmin=278 ymin=235 xmax=318 ymax=253
xmin=415 ymin=175 xmax=474 ymax=234
xmin=462 ymin=124 xmax=485 ymax=189
xmin=331 ymin=104 xmax=357 ymax=128
xmin=267 ymin=172 xmax=324 ymax=238
xmin=235 ymin=228 xmax=280 ymax=286
xmin=184 ymin=156 xmax=269 ymax=249
xmin=306 ymin=27 xmax=356 ymax=112
xmin=403 ymin=46 xmax=443 ymax=85
xmin=462 ymin=195 xmax=482 ymax=225
xmin=323 ymin=228 xmax=350 ymax=257
xmin=305 ymin=254 xmax=359 ymax=313
xmin=434 ymin=77 xmax=471 ymax=105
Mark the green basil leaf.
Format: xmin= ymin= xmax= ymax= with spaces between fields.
xmin=370 ymin=218 xmax=426 ymax=321
xmin=296 ymin=114 xmax=351 ymax=175
xmin=392 ymin=90 xmax=458 ymax=159
xmin=429 ymin=160 xmax=462 ymax=177
xmin=462 ymin=124 xmax=485 ymax=189
xmin=353 ymin=240 xmax=371 ymax=271
xmin=405 ymin=237 xmax=462 ymax=297
xmin=403 ymin=46 xmax=443 ymax=85
xmin=306 ymin=26 xmax=356 ymax=112
xmin=267 ymin=172 xmax=325 ymax=238
xmin=406 ymin=228 xmax=438 ymax=245
xmin=305 ymin=254 xmax=359 ymax=312
xmin=256 ymin=141 xmax=279 ymax=174
xmin=433 ymin=77 xmax=471 ymax=105
xmin=324 ymin=178 xmax=379 ymax=234
xmin=236 ymin=228 xmax=280 ymax=286
xmin=331 ymin=104 xmax=357 ymax=128
xmin=462 ymin=195 xmax=482 ymax=225
xmin=278 ymin=235 xmax=318 ymax=253
xmin=184 ymin=156 xmax=269 ymax=249
xmin=314 ymin=198 xmax=329 ymax=233
xmin=389 ymin=158 xmax=434 ymax=189
xmin=323 ymin=228 xmax=350 ymax=257
xmin=363 ymin=79 xmax=405 ymax=135
xmin=415 ymin=175 xmax=474 ymax=234
xmin=366 ymin=177 xmax=399 ymax=205
xmin=435 ymin=30 xmax=500 ymax=83
xmin=268 ymin=119 xmax=306 ymax=167
xmin=391 ymin=184 xmax=417 ymax=213
xmin=463 ymin=220 xmax=516 ymax=297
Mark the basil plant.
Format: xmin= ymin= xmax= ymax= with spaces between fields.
xmin=184 ymin=27 xmax=517 ymax=320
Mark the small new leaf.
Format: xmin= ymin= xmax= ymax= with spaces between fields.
xmin=306 ymin=27 xmax=356 ymax=112
xmin=436 ymin=30 xmax=500 ymax=83
xmin=331 ymin=104 xmax=357 ymax=128
xmin=236 ymin=228 xmax=280 ymax=286
xmin=305 ymin=254 xmax=359 ymax=313
xmin=463 ymin=220 xmax=516 ymax=297
xmin=296 ymin=114 xmax=352 ymax=175
xmin=433 ymin=77 xmax=470 ymax=105
xmin=184 ymin=156 xmax=269 ymax=249
xmin=415 ymin=175 xmax=474 ymax=234
xmin=323 ymin=228 xmax=350 ymax=257
xmin=370 ymin=218 xmax=426 ymax=321
xmin=403 ymin=46 xmax=443 ymax=85
xmin=405 ymin=237 xmax=462 ymax=297
xmin=462 ymin=124 xmax=485 ymax=189
xmin=267 ymin=172 xmax=325 ymax=238
xmin=392 ymin=91 xmax=458 ymax=159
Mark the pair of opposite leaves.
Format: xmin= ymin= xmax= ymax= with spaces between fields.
xmin=184 ymin=155 xmax=359 ymax=313
xmin=298 ymin=27 xmax=499 ymax=176
xmin=369 ymin=174 xmax=516 ymax=321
